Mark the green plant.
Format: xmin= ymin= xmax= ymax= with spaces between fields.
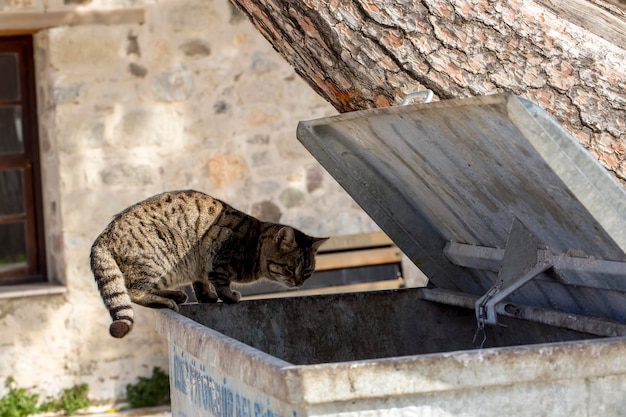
xmin=0 ymin=377 xmax=40 ymax=417
xmin=0 ymin=378 xmax=90 ymax=417
xmin=48 ymin=384 xmax=90 ymax=416
xmin=126 ymin=367 xmax=170 ymax=408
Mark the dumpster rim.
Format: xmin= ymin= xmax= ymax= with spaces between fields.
xmin=157 ymin=298 xmax=626 ymax=406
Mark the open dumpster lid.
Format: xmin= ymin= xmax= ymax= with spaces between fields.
xmin=297 ymin=93 xmax=626 ymax=326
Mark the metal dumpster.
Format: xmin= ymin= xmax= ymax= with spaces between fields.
xmin=156 ymin=94 xmax=626 ymax=417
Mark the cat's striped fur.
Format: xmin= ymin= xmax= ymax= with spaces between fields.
xmin=90 ymin=190 xmax=327 ymax=338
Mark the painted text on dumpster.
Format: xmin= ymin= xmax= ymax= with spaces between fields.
xmin=170 ymin=346 xmax=295 ymax=417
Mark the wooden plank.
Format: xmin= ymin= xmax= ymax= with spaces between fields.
xmin=318 ymin=231 xmax=393 ymax=253
xmin=0 ymin=9 xmax=145 ymax=32
xmin=242 ymin=279 xmax=403 ymax=300
xmin=316 ymin=247 xmax=403 ymax=271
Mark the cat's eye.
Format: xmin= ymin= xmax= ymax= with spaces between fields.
xmin=269 ymin=262 xmax=296 ymax=277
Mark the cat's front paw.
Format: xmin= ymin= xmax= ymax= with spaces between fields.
xmin=216 ymin=286 xmax=241 ymax=304
xmin=223 ymin=290 xmax=241 ymax=304
xmin=193 ymin=281 xmax=219 ymax=303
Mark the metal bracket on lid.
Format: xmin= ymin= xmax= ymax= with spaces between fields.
xmin=444 ymin=218 xmax=626 ymax=334
xmin=444 ymin=244 xmax=626 ymax=282
xmin=475 ymin=262 xmax=553 ymax=327
xmin=475 ymin=219 xmax=552 ymax=328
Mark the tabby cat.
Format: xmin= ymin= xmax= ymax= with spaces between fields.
xmin=90 ymin=190 xmax=328 ymax=338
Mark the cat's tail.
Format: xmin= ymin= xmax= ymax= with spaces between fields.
xmin=90 ymin=242 xmax=134 ymax=338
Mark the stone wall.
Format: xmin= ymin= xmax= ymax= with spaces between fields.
xmin=0 ymin=0 xmax=379 ymax=403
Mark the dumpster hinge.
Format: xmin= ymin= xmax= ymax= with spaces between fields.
xmin=474 ymin=219 xmax=552 ymax=330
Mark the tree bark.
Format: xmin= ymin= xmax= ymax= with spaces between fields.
xmin=230 ymin=0 xmax=626 ymax=186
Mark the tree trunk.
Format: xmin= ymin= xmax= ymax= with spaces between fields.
xmin=230 ymin=0 xmax=626 ymax=186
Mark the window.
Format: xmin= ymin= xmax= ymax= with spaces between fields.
xmin=0 ymin=36 xmax=46 ymax=285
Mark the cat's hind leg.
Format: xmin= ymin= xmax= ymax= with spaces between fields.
xmin=156 ymin=289 xmax=188 ymax=304
xmin=128 ymin=288 xmax=183 ymax=311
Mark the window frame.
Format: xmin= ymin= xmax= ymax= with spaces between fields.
xmin=0 ymin=35 xmax=46 ymax=286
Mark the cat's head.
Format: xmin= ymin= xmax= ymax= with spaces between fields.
xmin=263 ymin=226 xmax=328 ymax=288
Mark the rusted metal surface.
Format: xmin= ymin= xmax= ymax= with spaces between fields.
xmin=156 ymin=289 xmax=626 ymax=416
xmin=297 ymin=94 xmax=626 ymax=325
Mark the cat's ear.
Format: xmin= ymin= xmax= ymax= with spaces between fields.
xmin=310 ymin=236 xmax=329 ymax=252
xmin=276 ymin=227 xmax=297 ymax=251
